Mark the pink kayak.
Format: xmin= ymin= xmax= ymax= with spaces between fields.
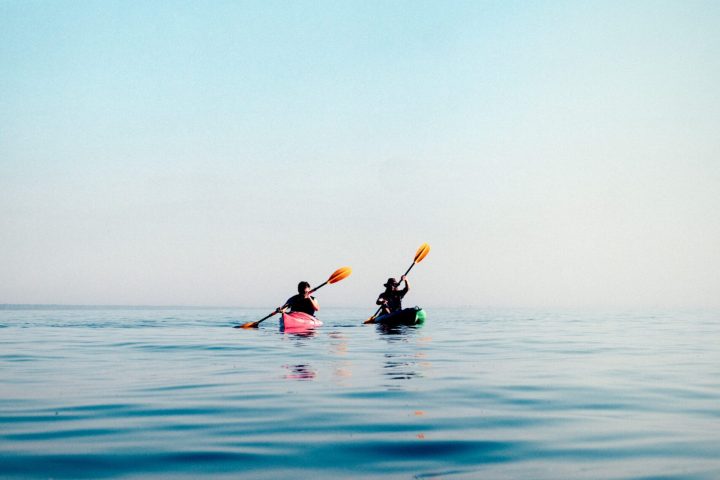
xmin=280 ymin=311 xmax=323 ymax=331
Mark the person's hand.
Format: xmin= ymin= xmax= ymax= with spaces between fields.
xmin=401 ymin=275 xmax=407 ymax=282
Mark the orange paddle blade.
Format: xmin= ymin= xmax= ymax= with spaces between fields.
xmin=238 ymin=321 xmax=260 ymax=329
xmin=235 ymin=309 xmax=281 ymax=329
xmin=364 ymin=306 xmax=381 ymax=324
xmin=327 ymin=266 xmax=352 ymax=284
xmin=414 ymin=243 xmax=430 ymax=264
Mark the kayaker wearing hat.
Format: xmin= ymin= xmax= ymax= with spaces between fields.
xmin=277 ymin=281 xmax=319 ymax=316
xmin=376 ymin=275 xmax=409 ymax=315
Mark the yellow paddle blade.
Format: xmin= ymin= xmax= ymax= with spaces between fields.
xmin=328 ymin=266 xmax=352 ymax=284
xmin=414 ymin=243 xmax=430 ymax=264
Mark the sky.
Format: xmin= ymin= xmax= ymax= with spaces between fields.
xmin=1 ymin=1 xmax=719 ymax=309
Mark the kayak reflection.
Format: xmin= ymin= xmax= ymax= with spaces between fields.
xmin=281 ymin=327 xmax=318 ymax=338
xmin=376 ymin=323 xmax=424 ymax=337
xmin=280 ymin=329 xmax=317 ymax=380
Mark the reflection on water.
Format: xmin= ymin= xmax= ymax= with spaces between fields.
xmin=3 ymin=308 xmax=720 ymax=479
xmin=281 ymin=327 xmax=318 ymax=381
xmin=282 ymin=364 xmax=316 ymax=380
xmin=383 ymin=353 xmax=422 ymax=382
xmin=329 ymin=331 xmax=353 ymax=386
xmin=280 ymin=330 xmax=355 ymax=383
xmin=281 ymin=328 xmax=317 ymax=338
xmin=329 ymin=331 xmax=348 ymax=354
xmin=375 ymin=323 xmax=424 ymax=337
xmin=376 ymin=324 xmax=432 ymax=391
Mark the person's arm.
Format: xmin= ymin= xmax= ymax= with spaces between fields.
xmin=400 ymin=275 xmax=410 ymax=295
xmin=376 ymin=294 xmax=387 ymax=306
xmin=308 ymin=295 xmax=319 ymax=312
xmin=376 ymin=294 xmax=390 ymax=313
xmin=277 ymin=298 xmax=292 ymax=313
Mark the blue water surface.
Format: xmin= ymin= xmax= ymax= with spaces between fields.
xmin=1 ymin=306 xmax=719 ymax=479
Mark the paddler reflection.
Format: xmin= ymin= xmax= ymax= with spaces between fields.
xmin=280 ymin=327 xmax=317 ymax=380
xmin=378 ymin=329 xmax=432 ymax=390
xmin=282 ymin=364 xmax=316 ymax=380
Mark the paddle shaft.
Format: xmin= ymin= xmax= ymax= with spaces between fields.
xmin=309 ymin=281 xmax=328 ymax=294
xmin=233 ymin=308 xmax=283 ymax=328
xmin=258 ymin=307 xmax=285 ymax=323
xmin=403 ymin=261 xmax=418 ymax=277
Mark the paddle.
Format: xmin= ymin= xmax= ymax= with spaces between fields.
xmin=235 ymin=266 xmax=352 ymax=329
xmin=364 ymin=243 xmax=430 ymax=324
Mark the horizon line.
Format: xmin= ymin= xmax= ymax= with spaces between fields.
xmin=1 ymin=303 xmax=718 ymax=312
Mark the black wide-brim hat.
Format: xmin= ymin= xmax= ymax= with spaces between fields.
xmin=384 ymin=277 xmax=398 ymax=287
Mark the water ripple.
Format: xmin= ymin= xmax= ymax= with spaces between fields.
xmin=1 ymin=307 xmax=719 ymax=479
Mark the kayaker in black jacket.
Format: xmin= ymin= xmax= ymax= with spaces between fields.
xmin=376 ymin=276 xmax=409 ymax=315
xmin=278 ymin=281 xmax=319 ymax=316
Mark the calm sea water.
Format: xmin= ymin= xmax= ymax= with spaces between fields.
xmin=1 ymin=306 xmax=719 ymax=479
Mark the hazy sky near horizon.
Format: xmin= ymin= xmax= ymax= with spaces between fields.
xmin=2 ymin=1 xmax=719 ymax=308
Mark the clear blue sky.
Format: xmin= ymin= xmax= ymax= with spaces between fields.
xmin=2 ymin=1 xmax=719 ymax=308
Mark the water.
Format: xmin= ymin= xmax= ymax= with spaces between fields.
xmin=1 ymin=307 xmax=719 ymax=479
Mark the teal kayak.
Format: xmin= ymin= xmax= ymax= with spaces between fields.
xmin=374 ymin=306 xmax=426 ymax=326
